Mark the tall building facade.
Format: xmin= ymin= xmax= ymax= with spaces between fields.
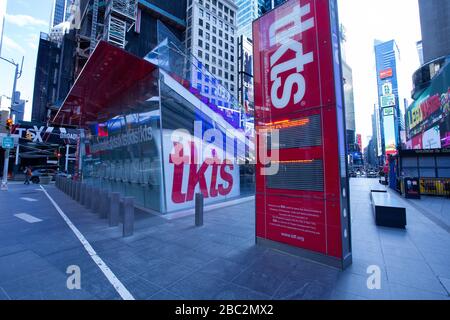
xmin=374 ymin=40 xmax=403 ymax=163
xmin=418 ymin=0 xmax=450 ymax=64
xmin=260 ymin=0 xmax=286 ymax=13
xmin=186 ymin=0 xmax=238 ymax=99
xmin=51 ymin=0 xmax=72 ymax=27
xmin=236 ymin=0 xmax=262 ymax=39
xmin=32 ymin=33 xmax=62 ymax=123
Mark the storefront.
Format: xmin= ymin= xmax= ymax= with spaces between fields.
xmin=52 ymin=40 xmax=255 ymax=214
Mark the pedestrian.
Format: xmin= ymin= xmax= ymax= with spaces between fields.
xmin=24 ymin=166 xmax=32 ymax=185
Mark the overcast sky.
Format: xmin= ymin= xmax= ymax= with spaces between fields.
xmin=338 ymin=0 xmax=422 ymax=148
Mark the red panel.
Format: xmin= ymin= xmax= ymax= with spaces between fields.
xmin=52 ymin=41 xmax=157 ymax=126
xmin=254 ymin=0 xmax=347 ymax=261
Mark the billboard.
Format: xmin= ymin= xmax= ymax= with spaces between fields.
xmin=253 ymin=0 xmax=351 ymax=268
xmin=406 ymin=59 xmax=450 ymax=150
xmin=380 ymin=68 xmax=393 ymax=79
xmin=238 ymin=36 xmax=255 ymax=116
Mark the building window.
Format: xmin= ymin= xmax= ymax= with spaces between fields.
xmin=212 ymin=46 xmax=216 ymax=54
xmin=212 ymin=36 xmax=216 ymax=44
xmin=230 ymin=74 xmax=234 ymax=81
xmin=205 ymin=53 xmax=209 ymax=61
xmin=198 ymin=29 xmax=203 ymax=37
xmin=205 ymin=85 xmax=209 ymax=94
xmin=206 ymin=23 xmax=210 ymax=30
xmin=225 ymin=72 xmax=228 ymax=80
xmin=198 ymin=39 xmax=203 ymax=47
xmin=198 ymin=50 xmax=203 ymax=58
xmin=199 ymin=19 xmax=203 ymax=26
xmin=205 ymin=43 xmax=210 ymax=50
xmin=206 ymin=32 xmax=210 ymax=40
xmin=197 ymin=71 xmax=202 ymax=80
xmin=219 ymin=30 xmax=222 ymax=37
xmin=199 ymin=8 xmax=203 ymax=17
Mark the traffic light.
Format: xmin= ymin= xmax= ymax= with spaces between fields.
xmin=5 ymin=118 xmax=13 ymax=132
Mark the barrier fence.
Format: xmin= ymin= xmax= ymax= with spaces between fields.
xmin=420 ymin=178 xmax=450 ymax=197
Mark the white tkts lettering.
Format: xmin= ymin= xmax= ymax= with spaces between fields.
xmin=269 ymin=4 xmax=315 ymax=109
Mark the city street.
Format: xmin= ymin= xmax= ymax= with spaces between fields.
xmin=0 ymin=178 xmax=449 ymax=300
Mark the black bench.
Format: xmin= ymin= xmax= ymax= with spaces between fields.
xmin=370 ymin=190 xmax=407 ymax=229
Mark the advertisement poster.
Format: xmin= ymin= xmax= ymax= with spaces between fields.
xmin=406 ymin=60 xmax=450 ymax=150
xmin=239 ymin=36 xmax=255 ymax=116
xmin=162 ymin=129 xmax=240 ymax=213
xmin=253 ymin=0 xmax=351 ymax=267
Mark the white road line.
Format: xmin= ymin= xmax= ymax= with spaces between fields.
xmin=20 ymin=197 xmax=38 ymax=202
xmin=40 ymin=186 xmax=135 ymax=300
xmin=14 ymin=213 xmax=43 ymax=223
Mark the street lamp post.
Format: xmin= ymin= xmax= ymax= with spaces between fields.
xmin=1 ymin=56 xmax=24 ymax=191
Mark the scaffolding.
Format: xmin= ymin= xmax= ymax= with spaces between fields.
xmin=104 ymin=0 xmax=138 ymax=49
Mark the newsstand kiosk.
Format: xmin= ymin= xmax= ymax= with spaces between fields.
xmin=253 ymin=0 xmax=352 ymax=269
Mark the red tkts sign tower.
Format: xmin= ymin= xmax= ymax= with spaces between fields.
xmin=253 ymin=0 xmax=352 ymax=268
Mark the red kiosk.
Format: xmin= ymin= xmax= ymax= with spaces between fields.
xmin=253 ymin=0 xmax=352 ymax=268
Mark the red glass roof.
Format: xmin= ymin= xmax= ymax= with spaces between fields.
xmin=52 ymin=41 xmax=157 ymax=127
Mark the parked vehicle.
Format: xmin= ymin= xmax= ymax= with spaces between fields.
xmin=31 ymin=169 xmax=57 ymax=184
xmin=367 ymin=170 xmax=378 ymax=178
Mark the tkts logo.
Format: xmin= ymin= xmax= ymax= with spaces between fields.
xmin=268 ymin=2 xmax=315 ymax=109
xmin=169 ymin=142 xmax=234 ymax=204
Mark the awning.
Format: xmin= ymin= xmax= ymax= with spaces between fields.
xmin=52 ymin=41 xmax=158 ymax=127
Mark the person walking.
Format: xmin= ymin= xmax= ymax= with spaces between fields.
xmin=24 ymin=166 xmax=32 ymax=185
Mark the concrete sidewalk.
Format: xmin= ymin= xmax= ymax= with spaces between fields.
xmin=0 ymin=179 xmax=449 ymax=300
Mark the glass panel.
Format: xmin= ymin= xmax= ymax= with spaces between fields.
xmin=82 ymin=67 xmax=163 ymax=212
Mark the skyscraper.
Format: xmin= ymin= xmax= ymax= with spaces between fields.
xmin=374 ymin=39 xmax=402 ymax=162
xmin=418 ymin=0 xmax=450 ymax=64
xmin=236 ymin=0 xmax=263 ymax=39
xmin=186 ymin=0 xmax=238 ymax=99
xmin=51 ymin=0 xmax=71 ymax=27
xmin=260 ymin=0 xmax=286 ymax=13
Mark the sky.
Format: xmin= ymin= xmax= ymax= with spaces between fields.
xmin=0 ymin=0 xmax=53 ymax=121
xmin=0 ymin=0 xmax=422 ymax=144
xmin=338 ymin=0 xmax=422 ymax=148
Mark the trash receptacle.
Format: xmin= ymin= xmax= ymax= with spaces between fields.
xmin=403 ymin=177 xmax=421 ymax=199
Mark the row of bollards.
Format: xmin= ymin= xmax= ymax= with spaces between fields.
xmin=55 ymin=176 xmax=135 ymax=237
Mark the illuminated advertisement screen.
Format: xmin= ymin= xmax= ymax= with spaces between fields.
xmin=406 ymin=61 xmax=450 ymax=150
xmin=253 ymin=0 xmax=351 ymax=268
xmin=239 ymin=36 xmax=255 ymax=116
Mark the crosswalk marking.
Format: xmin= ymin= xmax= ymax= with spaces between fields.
xmin=14 ymin=213 xmax=43 ymax=223
xmin=20 ymin=197 xmax=38 ymax=202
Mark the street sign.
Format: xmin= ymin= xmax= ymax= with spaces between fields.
xmin=2 ymin=136 xmax=14 ymax=149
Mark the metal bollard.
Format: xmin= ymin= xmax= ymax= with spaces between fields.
xmin=195 ymin=193 xmax=204 ymax=227
xmin=109 ymin=192 xmax=120 ymax=227
xmin=85 ymin=185 xmax=93 ymax=209
xmin=71 ymin=180 xmax=76 ymax=199
xmin=80 ymin=183 xmax=87 ymax=205
xmin=75 ymin=181 xmax=81 ymax=202
xmin=98 ymin=190 xmax=108 ymax=219
xmin=122 ymin=197 xmax=135 ymax=237
xmin=92 ymin=188 xmax=101 ymax=213
xmin=69 ymin=180 xmax=74 ymax=197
